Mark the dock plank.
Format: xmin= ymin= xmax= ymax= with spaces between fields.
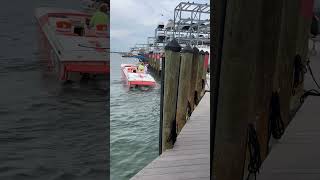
xmin=130 ymin=93 xmax=210 ymax=180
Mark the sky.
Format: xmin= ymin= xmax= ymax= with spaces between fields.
xmin=110 ymin=0 xmax=209 ymax=52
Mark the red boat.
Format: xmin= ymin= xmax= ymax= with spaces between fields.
xmin=35 ymin=7 xmax=109 ymax=81
xmin=121 ymin=64 xmax=156 ymax=88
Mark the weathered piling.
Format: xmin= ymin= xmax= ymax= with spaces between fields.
xmin=188 ymin=47 xmax=200 ymax=111
xmin=290 ymin=0 xmax=313 ymax=116
xmin=195 ymin=50 xmax=205 ymax=101
xmin=162 ymin=39 xmax=181 ymax=151
xmin=273 ymin=0 xmax=301 ymax=128
xmin=151 ymin=54 xmax=155 ymax=70
xmin=176 ymin=45 xmax=194 ymax=133
xmin=156 ymin=54 xmax=160 ymax=73
xmin=159 ymin=55 xmax=165 ymax=155
xmin=194 ymin=50 xmax=202 ymax=105
xmin=213 ymin=0 xmax=264 ymax=179
xmin=200 ymin=50 xmax=207 ymax=96
xmin=253 ymin=0 xmax=284 ymax=163
xmin=204 ymin=51 xmax=210 ymax=73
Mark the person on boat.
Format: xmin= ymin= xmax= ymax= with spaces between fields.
xmin=138 ymin=63 xmax=145 ymax=73
xmin=89 ymin=3 xmax=109 ymax=28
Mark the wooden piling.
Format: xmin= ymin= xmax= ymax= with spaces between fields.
xmin=253 ymin=0 xmax=284 ymax=162
xmin=213 ymin=0 xmax=264 ymax=179
xmin=162 ymin=39 xmax=181 ymax=151
xmin=188 ymin=47 xmax=200 ymax=112
xmin=273 ymin=0 xmax=301 ymax=128
xmin=176 ymin=45 xmax=194 ymax=133
xmin=290 ymin=0 xmax=313 ymax=116
xmin=201 ymin=50 xmax=207 ymax=96
xmin=205 ymin=51 xmax=210 ymax=73
xmin=151 ymin=54 xmax=155 ymax=70
xmin=156 ymin=54 xmax=160 ymax=73
xmin=198 ymin=50 xmax=206 ymax=98
xmin=194 ymin=50 xmax=204 ymax=105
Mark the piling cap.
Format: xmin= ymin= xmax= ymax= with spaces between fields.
xmin=181 ymin=44 xmax=193 ymax=53
xmin=205 ymin=51 xmax=209 ymax=55
xmin=165 ymin=38 xmax=181 ymax=52
xmin=199 ymin=50 xmax=205 ymax=55
xmin=193 ymin=47 xmax=199 ymax=54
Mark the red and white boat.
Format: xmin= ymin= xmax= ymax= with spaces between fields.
xmin=35 ymin=7 xmax=109 ymax=81
xmin=121 ymin=64 xmax=156 ymax=88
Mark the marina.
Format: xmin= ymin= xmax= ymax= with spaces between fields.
xmin=129 ymin=36 xmax=210 ymax=179
xmin=111 ymin=1 xmax=210 ymax=179
xmin=123 ymin=2 xmax=210 ymax=76
xmin=110 ymin=54 xmax=160 ymax=180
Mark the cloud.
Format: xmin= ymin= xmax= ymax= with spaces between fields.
xmin=110 ymin=29 xmax=131 ymax=39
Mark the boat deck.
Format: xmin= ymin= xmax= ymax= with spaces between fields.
xmin=53 ymin=34 xmax=108 ymax=62
xmin=130 ymin=93 xmax=210 ymax=180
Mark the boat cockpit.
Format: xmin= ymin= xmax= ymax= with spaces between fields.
xmin=48 ymin=14 xmax=107 ymax=37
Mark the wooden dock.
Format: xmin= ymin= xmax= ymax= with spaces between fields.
xmin=130 ymin=92 xmax=210 ymax=180
xmin=257 ymin=40 xmax=320 ymax=180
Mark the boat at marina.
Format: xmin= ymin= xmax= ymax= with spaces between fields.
xmin=35 ymin=7 xmax=109 ymax=81
xmin=121 ymin=64 xmax=156 ymax=88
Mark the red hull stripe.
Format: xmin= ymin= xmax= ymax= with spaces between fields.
xmin=129 ymin=81 xmax=155 ymax=86
xmin=64 ymin=63 xmax=109 ymax=74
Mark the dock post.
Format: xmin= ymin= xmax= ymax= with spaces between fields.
xmin=194 ymin=49 xmax=202 ymax=105
xmin=212 ymin=0 xmax=264 ymax=179
xmin=153 ymin=53 xmax=157 ymax=71
xmin=162 ymin=39 xmax=181 ymax=151
xmin=189 ymin=47 xmax=200 ymax=112
xmin=200 ymin=50 xmax=207 ymax=96
xmin=159 ymin=56 xmax=165 ymax=155
xmin=205 ymin=51 xmax=210 ymax=74
xmin=176 ymin=45 xmax=194 ymax=133
xmin=196 ymin=50 xmax=205 ymax=101
xmin=151 ymin=53 xmax=155 ymax=70
xmin=290 ymin=0 xmax=313 ymax=116
xmin=273 ymin=0 xmax=300 ymax=128
xmin=253 ymin=0 xmax=284 ymax=162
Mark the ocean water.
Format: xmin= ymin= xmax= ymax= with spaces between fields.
xmin=110 ymin=53 xmax=160 ymax=180
xmin=0 ymin=1 xmax=109 ymax=179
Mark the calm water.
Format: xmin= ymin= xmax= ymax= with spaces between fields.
xmin=0 ymin=1 xmax=109 ymax=180
xmin=110 ymin=53 xmax=160 ymax=180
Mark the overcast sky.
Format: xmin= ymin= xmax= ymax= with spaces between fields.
xmin=110 ymin=0 xmax=209 ymax=51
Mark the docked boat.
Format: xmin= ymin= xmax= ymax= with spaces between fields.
xmin=165 ymin=19 xmax=174 ymax=31
xmin=35 ymin=7 xmax=109 ymax=81
xmin=121 ymin=52 xmax=134 ymax=57
xmin=121 ymin=64 xmax=156 ymax=88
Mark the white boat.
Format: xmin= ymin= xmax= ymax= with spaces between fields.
xmin=35 ymin=7 xmax=109 ymax=81
xmin=165 ymin=19 xmax=174 ymax=31
xmin=121 ymin=64 xmax=156 ymax=88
